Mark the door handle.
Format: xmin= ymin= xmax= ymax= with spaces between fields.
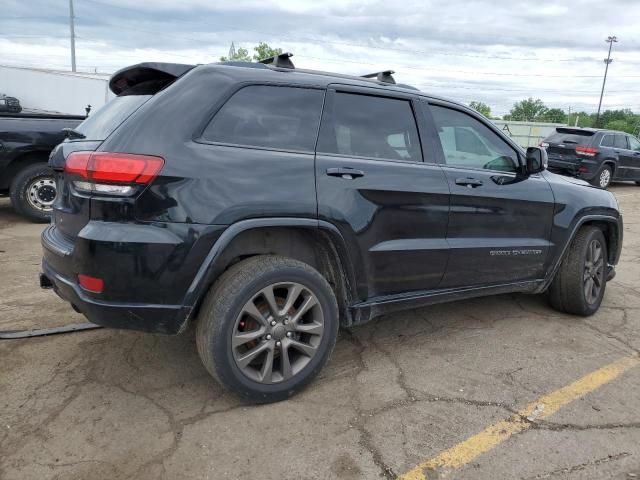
xmin=455 ymin=177 xmax=483 ymax=188
xmin=326 ymin=167 xmax=365 ymax=179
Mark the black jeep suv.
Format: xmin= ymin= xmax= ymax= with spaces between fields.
xmin=543 ymin=127 xmax=640 ymax=189
xmin=41 ymin=56 xmax=623 ymax=402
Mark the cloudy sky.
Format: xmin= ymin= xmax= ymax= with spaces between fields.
xmin=1 ymin=0 xmax=639 ymax=116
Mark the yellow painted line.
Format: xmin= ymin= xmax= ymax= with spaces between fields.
xmin=399 ymin=355 xmax=640 ymax=480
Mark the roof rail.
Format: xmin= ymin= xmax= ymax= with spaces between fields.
xmin=361 ymin=70 xmax=396 ymax=84
xmin=258 ymin=52 xmax=295 ymax=69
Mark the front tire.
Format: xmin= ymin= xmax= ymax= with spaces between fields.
xmin=548 ymin=226 xmax=607 ymax=316
xmin=9 ymin=163 xmax=56 ymax=223
xmin=196 ymin=255 xmax=339 ymax=403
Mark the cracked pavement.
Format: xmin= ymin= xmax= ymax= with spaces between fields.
xmin=1 ymin=184 xmax=640 ymax=480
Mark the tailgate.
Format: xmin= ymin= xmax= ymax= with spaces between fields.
xmin=544 ymin=128 xmax=595 ymax=163
xmin=48 ymin=62 xmax=194 ymax=241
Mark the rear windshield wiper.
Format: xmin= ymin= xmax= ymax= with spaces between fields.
xmin=62 ymin=127 xmax=86 ymax=139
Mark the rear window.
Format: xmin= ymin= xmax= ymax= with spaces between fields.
xmin=545 ymin=128 xmax=594 ymax=146
xmin=201 ymin=85 xmax=325 ymax=152
xmin=75 ymin=94 xmax=150 ymax=141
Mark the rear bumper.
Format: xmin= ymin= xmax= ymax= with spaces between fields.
xmin=548 ymin=158 xmax=599 ymax=180
xmin=39 ymin=222 xmax=220 ymax=334
xmin=41 ymin=258 xmax=190 ymax=334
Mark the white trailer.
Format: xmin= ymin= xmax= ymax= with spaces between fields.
xmin=0 ymin=65 xmax=113 ymax=116
xmin=491 ymin=120 xmax=565 ymax=148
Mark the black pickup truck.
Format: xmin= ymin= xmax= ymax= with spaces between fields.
xmin=0 ymin=110 xmax=84 ymax=221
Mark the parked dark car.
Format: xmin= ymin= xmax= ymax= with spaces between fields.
xmin=1 ymin=110 xmax=84 ymax=221
xmin=542 ymin=127 xmax=640 ymax=189
xmin=41 ymin=56 xmax=623 ymax=402
xmin=0 ymin=94 xmax=22 ymax=113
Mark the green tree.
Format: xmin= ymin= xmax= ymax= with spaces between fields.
xmin=567 ymin=111 xmax=593 ymax=128
xmin=219 ymin=46 xmax=251 ymax=62
xmin=468 ymin=101 xmax=492 ymax=118
xmin=540 ymin=108 xmax=567 ymax=124
xmin=605 ymin=119 xmax=634 ymax=134
xmin=508 ymin=98 xmax=548 ymax=121
xmin=220 ymin=42 xmax=283 ymax=62
xmin=253 ymin=42 xmax=283 ymax=61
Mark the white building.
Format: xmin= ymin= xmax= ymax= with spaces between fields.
xmin=0 ymin=65 xmax=114 ymax=116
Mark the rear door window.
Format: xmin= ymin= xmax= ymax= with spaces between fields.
xmin=600 ymin=135 xmax=615 ymax=147
xmin=614 ymin=135 xmax=629 ymax=149
xmin=201 ymin=85 xmax=324 ymax=152
xmin=317 ymin=92 xmax=422 ymax=162
xmin=629 ymin=136 xmax=640 ymax=152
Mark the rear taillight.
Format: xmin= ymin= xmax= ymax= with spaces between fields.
xmin=575 ymin=146 xmax=598 ymax=157
xmin=64 ymin=152 xmax=164 ymax=195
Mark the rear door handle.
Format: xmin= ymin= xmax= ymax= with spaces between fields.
xmin=455 ymin=177 xmax=483 ymax=188
xmin=326 ymin=167 xmax=365 ymax=179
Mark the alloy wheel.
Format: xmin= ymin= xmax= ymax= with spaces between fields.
xmin=231 ymin=282 xmax=324 ymax=384
xmin=583 ymin=239 xmax=604 ymax=304
xmin=599 ymin=168 xmax=611 ymax=188
xmin=26 ymin=177 xmax=56 ymax=212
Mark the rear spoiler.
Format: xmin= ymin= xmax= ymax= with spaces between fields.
xmin=555 ymin=127 xmax=595 ymax=136
xmin=109 ymin=62 xmax=195 ymax=95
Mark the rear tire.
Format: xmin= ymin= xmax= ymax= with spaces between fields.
xmin=591 ymin=164 xmax=612 ymax=189
xmin=548 ymin=226 xmax=607 ymax=316
xmin=196 ymin=255 xmax=339 ymax=403
xmin=9 ymin=163 xmax=56 ymax=223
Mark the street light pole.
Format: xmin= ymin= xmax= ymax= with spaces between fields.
xmin=69 ymin=0 xmax=77 ymax=72
xmin=596 ymin=35 xmax=617 ymax=127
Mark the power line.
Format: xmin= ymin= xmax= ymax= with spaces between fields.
xmin=50 ymin=0 xmax=640 ymax=65
xmin=7 ymin=28 xmax=637 ymax=80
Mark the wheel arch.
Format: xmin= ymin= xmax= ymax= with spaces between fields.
xmin=183 ymin=218 xmax=359 ymax=327
xmin=601 ymin=159 xmax=617 ymax=176
xmin=2 ymin=150 xmax=51 ymax=191
xmin=542 ymin=214 xmax=622 ymax=291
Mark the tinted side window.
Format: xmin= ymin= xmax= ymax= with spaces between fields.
xmin=201 ymin=86 xmax=324 ymax=152
xmin=614 ymin=134 xmax=629 ymax=149
xmin=317 ymin=92 xmax=422 ymax=162
xmin=629 ymin=136 xmax=640 ymax=152
xmin=600 ymin=135 xmax=615 ymax=147
xmin=430 ymin=105 xmax=519 ymax=173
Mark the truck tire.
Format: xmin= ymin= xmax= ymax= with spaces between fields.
xmin=9 ymin=163 xmax=56 ymax=223
xmin=196 ymin=255 xmax=339 ymax=403
xmin=548 ymin=226 xmax=607 ymax=316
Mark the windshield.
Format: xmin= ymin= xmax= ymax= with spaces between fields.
xmin=75 ymin=95 xmax=151 ymax=141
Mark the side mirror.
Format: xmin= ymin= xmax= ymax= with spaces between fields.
xmin=526 ymin=147 xmax=548 ymax=174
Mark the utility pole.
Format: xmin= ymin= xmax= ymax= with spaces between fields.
xmin=68 ymin=0 xmax=76 ymax=72
xmin=596 ymin=35 xmax=617 ymax=127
